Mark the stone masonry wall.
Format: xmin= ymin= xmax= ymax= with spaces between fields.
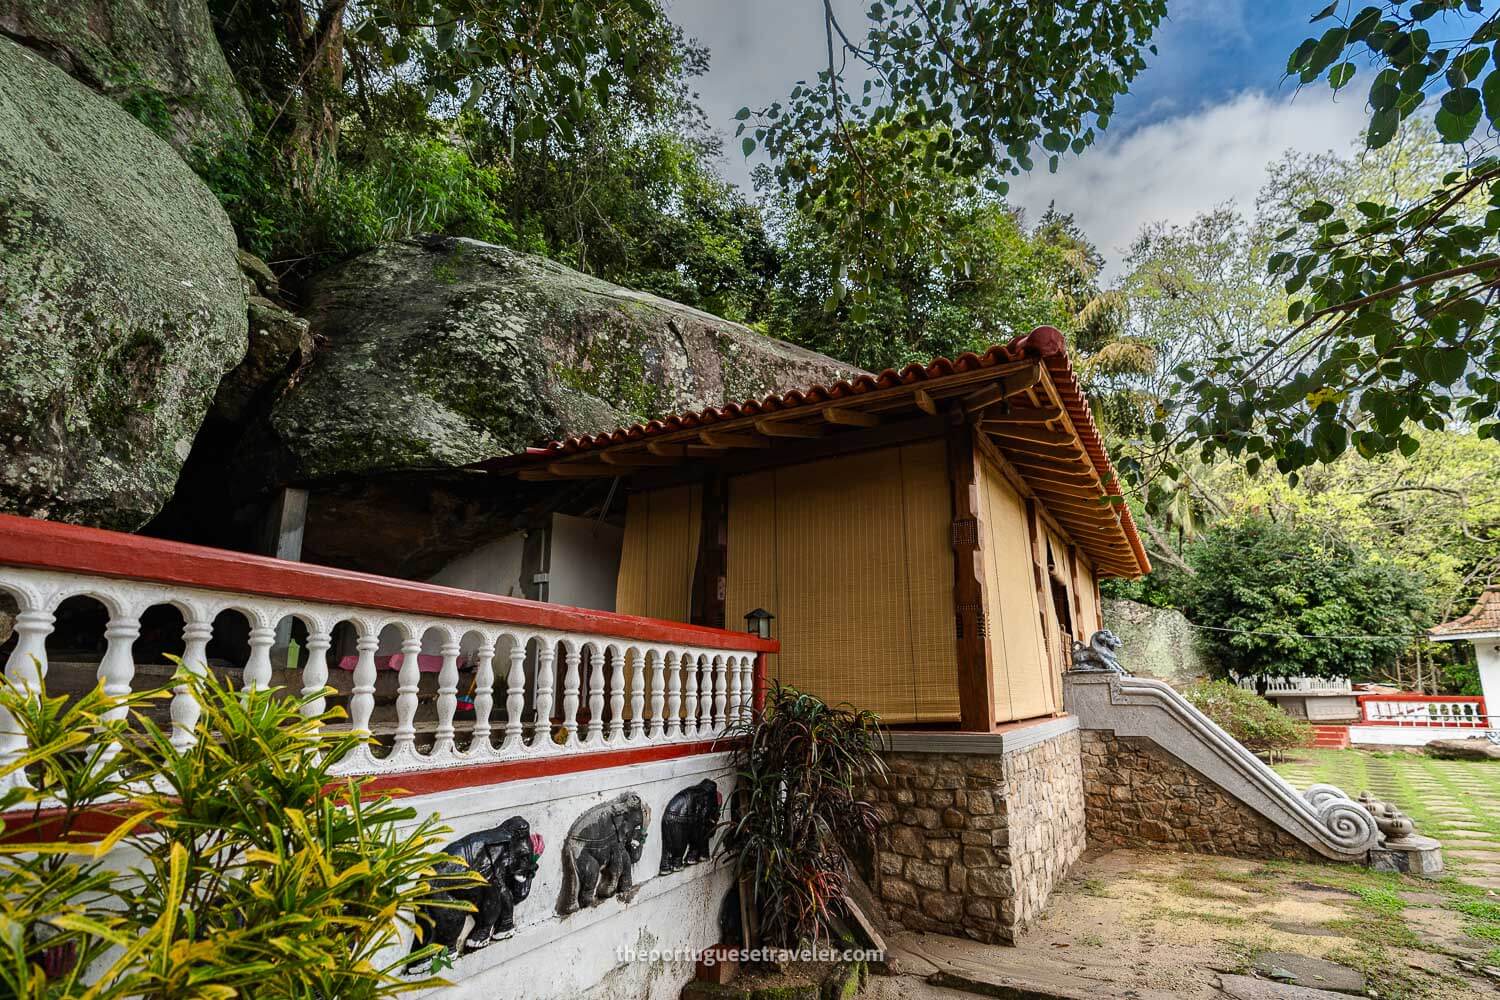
xmin=1080 ymin=730 xmax=1317 ymax=861
xmin=866 ymin=729 xmax=1085 ymax=944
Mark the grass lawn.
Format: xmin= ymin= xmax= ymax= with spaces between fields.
xmin=1275 ymin=747 xmax=1500 ymax=976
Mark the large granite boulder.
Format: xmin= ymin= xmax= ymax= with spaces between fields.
xmin=0 ymin=0 xmax=246 ymax=152
xmin=270 ymin=236 xmax=862 ymax=481
xmin=0 ymin=37 xmax=247 ymax=530
xmin=1103 ymin=598 xmax=1211 ymax=684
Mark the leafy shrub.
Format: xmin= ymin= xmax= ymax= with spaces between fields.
xmin=1184 ymin=679 xmax=1311 ymax=761
xmin=0 ymin=667 xmax=458 ymax=997
xmin=195 ymin=117 xmax=513 ymax=279
xmin=722 ymin=685 xmax=885 ymax=950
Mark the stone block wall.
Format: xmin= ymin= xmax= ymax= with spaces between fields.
xmin=1080 ymin=730 xmax=1317 ymax=861
xmin=866 ymin=727 xmax=1085 ymax=944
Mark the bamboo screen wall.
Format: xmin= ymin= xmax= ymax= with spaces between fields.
xmin=724 ymin=441 xmax=958 ymax=723
xmin=977 ymin=453 xmax=1058 ymax=721
xmin=1076 ymin=552 xmax=1101 ymax=635
xmin=614 ymin=485 xmax=701 ymax=621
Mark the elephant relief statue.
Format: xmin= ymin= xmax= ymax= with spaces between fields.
xmin=557 ymin=793 xmax=650 ymax=915
xmin=659 ymin=778 xmax=723 ymax=875
xmin=1070 ymin=629 xmax=1127 ymax=674
xmin=406 ymin=816 xmax=543 ymax=973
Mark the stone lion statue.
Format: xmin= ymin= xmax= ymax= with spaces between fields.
xmin=1070 ymin=629 xmax=1127 ymax=674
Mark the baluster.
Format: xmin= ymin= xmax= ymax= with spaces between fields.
xmin=699 ymin=656 xmax=715 ymax=734
xmin=561 ymin=646 xmax=582 ymax=744
xmin=682 ymin=653 xmax=699 ymax=738
xmin=608 ymin=646 xmax=626 ymax=741
xmin=502 ymin=639 xmax=527 ymax=751
xmin=299 ymin=628 xmax=331 ymax=726
xmin=391 ymin=634 xmax=423 ymax=758
xmin=664 ymin=652 xmax=682 ymax=738
xmin=726 ymin=654 xmax=741 ymax=728
xmin=470 ymin=638 xmax=496 ymax=755
xmin=349 ymin=631 xmax=378 ymax=738
xmin=170 ymin=618 xmax=213 ymax=751
xmin=242 ymin=623 xmax=275 ymax=693
xmin=712 ymin=655 xmax=727 ymax=731
xmin=586 ymin=647 xmax=606 ymax=742
xmin=628 ymin=649 xmax=646 ymax=740
xmin=647 ymin=650 xmax=665 ymax=739
xmin=532 ymin=644 xmax=556 ymax=749
xmin=432 ymin=638 xmax=462 ymax=757
xmin=96 ymin=612 xmax=141 ymax=766
xmin=741 ymin=656 xmax=755 ymax=719
xmin=0 ymin=606 xmax=54 ymax=790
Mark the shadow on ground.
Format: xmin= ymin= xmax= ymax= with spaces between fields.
xmin=864 ymin=847 xmax=1500 ymax=1000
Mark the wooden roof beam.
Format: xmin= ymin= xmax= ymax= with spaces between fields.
xmin=985 ymin=424 xmax=1076 ymax=448
xmin=1008 ymin=460 xmax=1097 ymax=484
xmin=753 ymin=418 xmax=828 ymax=439
xmin=699 ymin=429 xmax=771 ymax=449
xmin=647 ymin=440 xmax=725 ymax=458
xmin=961 ymin=365 xmax=1041 ymax=414
xmin=599 ymin=450 xmax=679 ymax=467
xmin=823 ymin=406 xmax=879 ymax=427
xmin=913 ymin=388 xmax=938 ymax=416
xmin=982 ymin=405 xmax=1063 ymax=425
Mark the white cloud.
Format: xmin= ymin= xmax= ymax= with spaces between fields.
xmin=1008 ymin=91 xmax=1369 ymax=278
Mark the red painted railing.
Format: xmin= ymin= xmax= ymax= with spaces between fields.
xmin=1357 ymin=693 xmax=1489 ymax=728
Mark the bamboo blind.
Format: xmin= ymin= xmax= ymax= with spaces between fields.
xmin=724 ymin=441 xmax=958 ymax=723
xmin=977 ymin=454 xmax=1057 ymax=721
xmin=1076 ymin=552 xmax=1101 ymax=635
xmin=614 ymin=485 xmax=701 ymax=621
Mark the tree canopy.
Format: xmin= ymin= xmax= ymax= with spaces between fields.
xmin=1159 ymin=3 xmax=1500 ymax=481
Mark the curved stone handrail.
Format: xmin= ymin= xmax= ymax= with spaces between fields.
xmin=1064 ymin=670 xmax=1378 ymax=862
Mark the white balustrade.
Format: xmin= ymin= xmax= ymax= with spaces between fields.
xmin=1237 ymin=675 xmax=1352 ymax=694
xmin=683 ymin=653 xmax=700 ymax=738
xmin=586 ymin=647 xmax=606 ymax=742
xmin=471 ymin=639 xmax=496 ymax=753
xmin=628 ymin=649 xmax=645 ymax=739
xmin=502 ymin=640 xmax=527 ymax=751
xmin=1360 ymin=697 xmax=1489 ymax=728
xmin=0 ymin=557 xmax=765 ymax=782
xmin=432 ymin=638 xmax=461 ymax=757
xmin=608 ymin=645 xmax=626 ymax=741
xmin=664 ymin=652 xmax=682 ymax=737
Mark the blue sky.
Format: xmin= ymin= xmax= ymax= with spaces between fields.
xmin=667 ymin=1 xmax=1368 ymax=274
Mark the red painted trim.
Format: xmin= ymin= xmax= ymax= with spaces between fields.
xmin=2 ymin=741 xmax=741 ymax=841
xmin=753 ymin=652 xmax=769 ymax=712
xmin=0 ymin=803 xmax=141 ymax=845
xmin=1357 ymin=693 xmax=1485 ymax=705
xmin=0 ymin=514 xmax=778 ymax=654
xmin=360 ymin=739 xmax=737 ymax=797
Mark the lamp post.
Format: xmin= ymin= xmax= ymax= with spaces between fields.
xmin=744 ymin=608 xmax=774 ymax=641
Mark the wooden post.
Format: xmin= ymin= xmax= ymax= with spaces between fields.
xmin=946 ymin=411 xmax=996 ymax=732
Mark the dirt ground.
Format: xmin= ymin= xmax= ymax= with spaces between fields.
xmin=862 ymin=847 xmax=1500 ymax=1000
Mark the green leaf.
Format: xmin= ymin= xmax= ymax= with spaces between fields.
xmin=1298 ymin=201 xmax=1335 ymax=223
xmin=1368 ymin=106 xmax=1400 ymax=148
xmin=1329 ymin=62 xmax=1356 ymax=90
xmin=742 ymin=137 xmax=756 ymax=156
xmin=1437 ymin=86 xmax=1483 ymax=141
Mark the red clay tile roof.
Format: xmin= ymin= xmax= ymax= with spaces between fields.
xmin=501 ymin=326 xmax=1150 ymax=576
xmin=1430 ymin=587 xmax=1500 ymax=639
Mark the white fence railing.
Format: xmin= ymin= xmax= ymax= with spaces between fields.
xmin=0 ymin=516 xmax=772 ymax=788
xmin=1358 ymin=696 xmax=1489 ymax=728
xmin=1236 ymin=675 xmax=1353 ymax=694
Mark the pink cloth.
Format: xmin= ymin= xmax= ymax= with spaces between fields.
xmin=335 ymin=652 xmax=449 ymax=673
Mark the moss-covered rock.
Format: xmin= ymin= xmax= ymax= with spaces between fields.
xmin=271 ymin=236 xmax=861 ymax=481
xmin=0 ymin=0 xmax=246 ymax=152
xmin=0 ymin=37 xmax=247 ymax=529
